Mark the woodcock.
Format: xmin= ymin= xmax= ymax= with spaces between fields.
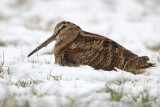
xmin=28 ymin=21 xmax=155 ymax=74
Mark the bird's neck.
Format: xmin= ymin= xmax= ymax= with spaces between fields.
xmin=53 ymin=35 xmax=77 ymax=56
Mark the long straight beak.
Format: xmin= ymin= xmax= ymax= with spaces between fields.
xmin=27 ymin=35 xmax=56 ymax=57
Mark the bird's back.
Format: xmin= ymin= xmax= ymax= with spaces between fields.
xmin=63 ymin=31 xmax=143 ymax=72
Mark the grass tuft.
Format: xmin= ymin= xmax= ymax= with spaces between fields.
xmin=11 ymin=76 xmax=43 ymax=87
xmin=0 ymin=40 xmax=20 ymax=47
xmin=147 ymin=44 xmax=160 ymax=51
xmin=1 ymin=95 xmax=19 ymax=107
xmin=9 ymin=0 xmax=28 ymax=8
xmin=105 ymin=85 xmax=124 ymax=101
xmin=47 ymin=73 xmax=62 ymax=81
xmin=42 ymin=50 xmax=54 ymax=55
xmin=14 ymin=79 xmax=42 ymax=87
xmin=1 ymin=95 xmax=31 ymax=107
xmin=0 ymin=52 xmax=10 ymax=74
xmin=157 ymin=57 xmax=160 ymax=62
xmin=0 ymin=41 xmax=6 ymax=46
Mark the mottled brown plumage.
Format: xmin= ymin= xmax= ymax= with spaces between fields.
xmin=28 ymin=21 xmax=155 ymax=74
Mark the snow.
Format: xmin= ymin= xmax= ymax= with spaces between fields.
xmin=0 ymin=0 xmax=160 ymax=107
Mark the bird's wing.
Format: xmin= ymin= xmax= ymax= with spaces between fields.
xmin=64 ymin=33 xmax=124 ymax=70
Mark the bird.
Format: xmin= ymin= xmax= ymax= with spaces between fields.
xmin=27 ymin=21 xmax=155 ymax=74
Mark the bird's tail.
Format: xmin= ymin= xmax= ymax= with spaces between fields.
xmin=136 ymin=56 xmax=155 ymax=69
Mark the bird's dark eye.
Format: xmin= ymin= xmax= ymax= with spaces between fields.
xmin=62 ymin=25 xmax=67 ymax=29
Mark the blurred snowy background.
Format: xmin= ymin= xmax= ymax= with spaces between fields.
xmin=0 ymin=0 xmax=160 ymax=107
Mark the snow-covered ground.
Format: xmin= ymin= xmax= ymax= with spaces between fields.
xmin=0 ymin=0 xmax=160 ymax=107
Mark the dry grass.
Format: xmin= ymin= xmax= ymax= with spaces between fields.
xmin=24 ymin=15 xmax=55 ymax=31
xmin=0 ymin=41 xmax=6 ymax=47
xmin=148 ymin=44 xmax=160 ymax=51
xmin=136 ymin=0 xmax=160 ymax=16
xmin=1 ymin=96 xmax=19 ymax=107
xmin=9 ymin=0 xmax=28 ymax=8
xmin=0 ymin=15 xmax=10 ymax=21
xmin=42 ymin=50 xmax=54 ymax=55
xmin=0 ymin=40 xmax=20 ymax=47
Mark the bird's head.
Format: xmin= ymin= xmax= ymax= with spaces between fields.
xmin=27 ymin=21 xmax=81 ymax=57
xmin=54 ymin=21 xmax=81 ymax=40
